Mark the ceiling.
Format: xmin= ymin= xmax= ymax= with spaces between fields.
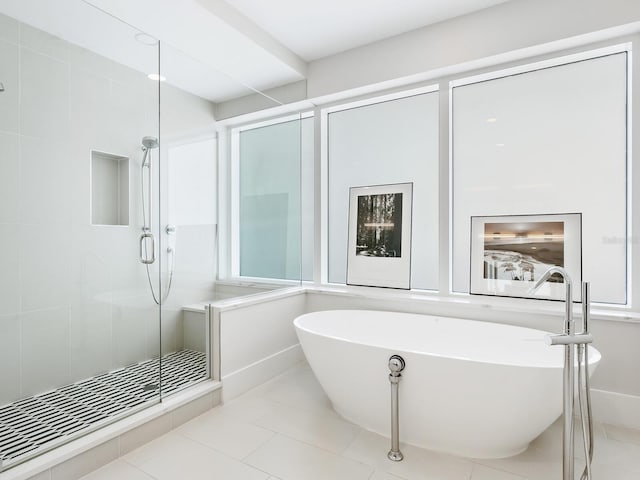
xmin=0 ymin=0 xmax=513 ymax=103
xmin=222 ymin=0 xmax=512 ymax=61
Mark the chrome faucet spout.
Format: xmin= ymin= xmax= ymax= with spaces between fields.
xmin=528 ymin=266 xmax=572 ymax=297
xmin=528 ymin=266 xmax=573 ymax=336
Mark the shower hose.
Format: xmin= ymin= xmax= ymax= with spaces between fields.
xmin=141 ymin=153 xmax=174 ymax=305
xmin=577 ymin=342 xmax=594 ymax=480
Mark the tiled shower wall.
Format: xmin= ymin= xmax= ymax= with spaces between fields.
xmin=0 ymin=13 xmax=217 ymax=406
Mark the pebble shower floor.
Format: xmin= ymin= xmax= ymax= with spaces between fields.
xmin=0 ymin=349 xmax=206 ymax=470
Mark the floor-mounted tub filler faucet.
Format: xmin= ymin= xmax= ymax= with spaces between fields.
xmin=529 ymin=267 xmax=594 ymax=480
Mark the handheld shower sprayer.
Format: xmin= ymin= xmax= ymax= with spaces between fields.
xmin=138 ymin=136 xmax=174 ymax=305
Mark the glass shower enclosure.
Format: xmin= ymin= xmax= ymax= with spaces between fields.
xmin=0 ymin=0 xmax=301 ymax=471
xmin=0 ymin=3 xmax=200 ymax=470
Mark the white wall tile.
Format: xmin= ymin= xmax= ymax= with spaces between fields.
xmin=69 ymin=300 xmax=112 ymax=382
xmin=20 ymin=307 xmax=70 ymax=397
xmin=0 ymin=40 xmax=19 ymax=134
xmin=111 ymin=296 xmax=158 ymax=368
xmin=20 ymin=224 xmax=71 ymax=311
xmin=69 ymin=226 xmax=113 ymax=305
xmin=107 ymin=228 xmax=148 ymax=294
xmin=0 ymin=132 xmax=19 ymax=223
xmin=0 ymin=13 xmax=19 ymax=44
xmin=68 ymin=44 xmax=114 ymax=80
xmin=20 ymin=48 xmax=69 ymax=140
xmin=20 ymin=23 xmax=68 ymax=62
xmin=109 ymin=80 xmax=148 ymax=154
xmin=0 ymin=224 xmax=20 ymax=315
xmin=69 ymin=68 xmax=112 ymax=148
xmin=160 ymin=307 xmax=181 ymax=354
xmin=182 ymin=310 xmax=205 ymax=352
xmin=20 ymin=135 xmax=72 ymax=226
xmin=0 ymin=314 xmax=21 ymax=405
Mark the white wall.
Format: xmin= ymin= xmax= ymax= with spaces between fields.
xmin=451 ymin=52 xmax=628 ymax=304
xmin=326 ymin=92 xmax=439 ymax=288
xmin=307 ymin=0 xmax=640 ymax=99
xmin=0 ymin=15 xmax=217 ymax=405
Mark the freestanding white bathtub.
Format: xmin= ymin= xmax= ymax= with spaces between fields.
xmin=294 ymin=309 xmax=601 ymax=459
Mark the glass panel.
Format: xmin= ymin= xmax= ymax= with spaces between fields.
xmin=0 ymin=3 xmax=161 ymax=470
xmin=452 ymin=53 xmax=628 ymax=304
xmin=0 ymin=0 xmax=297 ymax=471
xmin=327 ymin=92 xmax=440 ymax=289
xmin=237 ymin=116 xmax=313 ymax=281
xmin=156 ymin=43 xmax=289 ymax=396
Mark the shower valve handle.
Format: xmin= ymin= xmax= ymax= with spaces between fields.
xmin=139 ymin=232 xmax=156 ymax=264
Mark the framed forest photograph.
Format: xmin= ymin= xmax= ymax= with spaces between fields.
xmin=347 ymin=183 xmax=413 ymax=289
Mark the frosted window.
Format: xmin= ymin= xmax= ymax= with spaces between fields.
xmin=327 ymin=93 xmax=439 ymax=289
xmin=452 ymin=53 xmax=628 ymax=304
xmin=238 ymin=117 xmax=313 ymax=281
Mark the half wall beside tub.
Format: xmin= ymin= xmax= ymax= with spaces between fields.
xmin=211 ymin=288 xmax=306 ymax=401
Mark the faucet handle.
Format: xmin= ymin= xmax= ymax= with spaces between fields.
xmin=545 ymin=333 xmax=593 ymax=346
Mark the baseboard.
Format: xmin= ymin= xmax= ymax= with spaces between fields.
xmin=591 ymin=388 xmax=640 ymax=430
xmin=221 ymin=344 xmax=304 ymax=401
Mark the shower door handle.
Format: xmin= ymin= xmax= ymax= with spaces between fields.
xmin=139 ymin=232 xmax=155 ymax=264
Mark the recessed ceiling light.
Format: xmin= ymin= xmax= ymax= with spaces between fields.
xmin=496 ymin=143 xmax=505 ymax=147
xmin=147 ymin=73 xmax=166 ymax=82
xmin=135 ymin=32 xmax=158 ymax=46
xmin=487 ymin=118 xmax=497 ymax=123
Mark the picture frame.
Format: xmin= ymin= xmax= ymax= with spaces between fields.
xmin=346 ymin=183 xmax=413 ymax=289
xmin=470 ymin=213 xmax=582 ymax=301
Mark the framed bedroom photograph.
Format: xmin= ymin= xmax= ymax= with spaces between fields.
xmin=470 ymin=213 xmax=582 ymax=301
xmin=346 ymin=183 xmax=413 ymax=289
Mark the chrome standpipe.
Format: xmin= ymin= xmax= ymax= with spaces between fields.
xmin=530 ymin=268 xmax=594 ymax=480
xmin=529 ymin=266 xmax=574 ymax=480
xmin=388 ymin=355 xmax=405 ymax=462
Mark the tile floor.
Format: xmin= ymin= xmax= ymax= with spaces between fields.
xmin=80 ymin=362 xmax=640 ymax=480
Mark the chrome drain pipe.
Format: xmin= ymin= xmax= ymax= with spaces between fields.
xmin=388 ymin=355 xmax=405 ymax=461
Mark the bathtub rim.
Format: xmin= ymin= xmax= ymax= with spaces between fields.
xmin=294 ymin=309 xmax=602 ymax=369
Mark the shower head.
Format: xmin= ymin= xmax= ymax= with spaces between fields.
xmin=142 ymin=136 xmax=159 ymax=149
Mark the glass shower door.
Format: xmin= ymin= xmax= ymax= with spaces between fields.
xmin=0 ymin=3 xmax=162 ymax=470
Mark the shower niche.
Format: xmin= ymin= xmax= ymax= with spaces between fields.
xmin=90 ymin=150 xmax=130 ymax=226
